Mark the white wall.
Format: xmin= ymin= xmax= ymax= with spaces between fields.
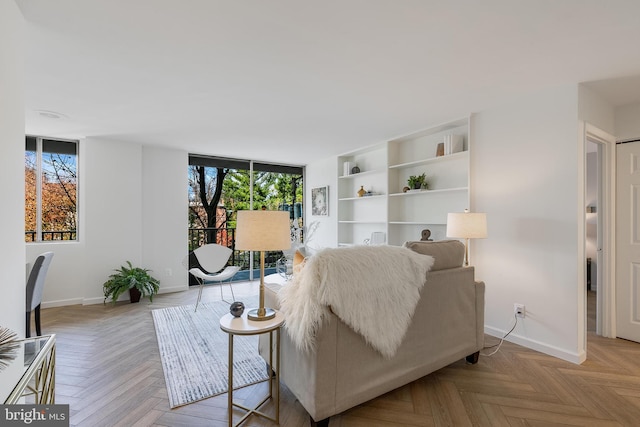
xmin=615 ymin=102 xmax=640 ymax=140
xmin=578 ymin=85 xmax=616 ymax=137
xmin=141 ymin=145 xmax=189 ymax=293
xmin=304 ymin=156 xmax=338 ymax=250
xmin=0 ymin=0 xmax=25 ymax=335
xmin=471 ymin=85 xmax=584 ymax=363
xmin=83 ymin=138 xmax=144 ymax=303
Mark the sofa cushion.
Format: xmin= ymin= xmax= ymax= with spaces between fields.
xmin=403 ymin=240 xmax=464 ymax=271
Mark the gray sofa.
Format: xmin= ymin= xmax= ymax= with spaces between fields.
xmin=259 ymin=240 xmax=485 ymax=425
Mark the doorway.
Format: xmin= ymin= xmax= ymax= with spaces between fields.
xmin=585 ymin=139 xmax=599 ymax=333
xmin=584 ymin=124 xmax=616 ymax=340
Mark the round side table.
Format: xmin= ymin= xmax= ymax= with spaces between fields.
xmin=220 ymin=310 xmax=284 ymax=427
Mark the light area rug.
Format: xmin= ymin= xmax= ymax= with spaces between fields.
xmin=152 ymin=298 xmax=268 ymax=408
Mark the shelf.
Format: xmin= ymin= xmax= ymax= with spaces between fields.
xmin=338 ymin=220 xmax=386 ymax=224
xmin=389 ymin=221 xmax=446 ymax=225
xmin=339 ymin=169 xmax=384 ymax=179
xmin=339 ymin=194 xmax=385 ymax=201
xmin=388 ymin=151 xmax=468 ymax=170
xmin=337 ymin=116 xmax=470 ymax=249
xmin=389 ymin=187 xmax=467 ymax=197
xmin=389 ymin=117 xmax=468 ymax=143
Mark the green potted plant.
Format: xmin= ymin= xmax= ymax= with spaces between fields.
xmin=103 ymin=261 xmax=160 ymax=304
xmin=408 ymin=173 xmax=427 ymax=190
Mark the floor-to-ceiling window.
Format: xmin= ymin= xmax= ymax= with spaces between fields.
xmin=187 ymin=155 xmax=303 ymax=282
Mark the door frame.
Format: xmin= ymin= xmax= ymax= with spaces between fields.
xmin=583 ymin=123 xmax=617 ymax=339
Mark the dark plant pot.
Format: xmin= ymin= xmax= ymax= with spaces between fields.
xmin=129 ymin=288 xmax=142 ymax=303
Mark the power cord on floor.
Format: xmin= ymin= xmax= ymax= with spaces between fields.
xmin=481 ymin=313 xmax=518 ymax=357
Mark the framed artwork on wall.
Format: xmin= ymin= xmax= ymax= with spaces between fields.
xmin=311 ymin=186 xmax=328 ymax=216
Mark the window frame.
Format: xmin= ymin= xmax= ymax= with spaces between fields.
xmin=25 ymin=135 xmax=79 ymax=243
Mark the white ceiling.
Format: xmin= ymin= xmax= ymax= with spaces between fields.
xmin=16 ymin=0 xmax=640 ymax=166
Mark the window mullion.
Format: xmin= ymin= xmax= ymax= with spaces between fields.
xmin=36 ymin=137 xmax=43 ymax=242
xmin=248 ymin=161 xmax=254 ymax=281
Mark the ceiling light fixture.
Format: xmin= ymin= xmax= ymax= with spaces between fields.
xmin=34 ymin=110 xmax=68 ymax=119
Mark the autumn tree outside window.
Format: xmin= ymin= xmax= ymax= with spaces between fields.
xmin=25 ymin=136 xmax=78 ymax=242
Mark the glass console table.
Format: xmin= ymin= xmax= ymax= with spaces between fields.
xmin=0 ymin=334 xmax=56 ymax=404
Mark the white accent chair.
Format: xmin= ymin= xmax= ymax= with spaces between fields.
xmin=26 ymin=251 xmax=54 ymax=338
xmin=189 ymin=244 xmax=240 ymax=311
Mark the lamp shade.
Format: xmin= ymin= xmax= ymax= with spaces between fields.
xmin=446 ymin=211 xmax=488 ymax=239
xmin=235 ymin=210 xmax=291 ymax=251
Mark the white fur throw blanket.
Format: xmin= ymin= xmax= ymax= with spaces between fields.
xmin=278 ymin=245 xmax=434 ymax=359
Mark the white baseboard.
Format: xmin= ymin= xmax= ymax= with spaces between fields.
xmin=41 ymin=298 xmax=84 ymax=309
xmin=484 ymin=325 xmax=586 ymax=364
xmin=42 ymin=285 xmax=190 ymax=307
xmin=83 ymin=296 xmax=109 ymax=306
xmin=159 ymin=285 xmax=188 ymax=294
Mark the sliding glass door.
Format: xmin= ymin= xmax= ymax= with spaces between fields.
xmin=187 ymin=155 xmax=303 ymax=282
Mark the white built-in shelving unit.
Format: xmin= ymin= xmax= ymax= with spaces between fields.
xmin=337 ymin=116 xmax=470 ymax=246
xmin=337 ymin=142 xmax=387 ymax=247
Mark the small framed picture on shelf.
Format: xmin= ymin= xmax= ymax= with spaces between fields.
xmin=311 ymin=186 xmax=329 ymax=216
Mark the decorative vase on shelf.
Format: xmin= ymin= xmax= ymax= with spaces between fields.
xmin=351 ymin=165 xmax=360 ymax=174
xmin=357 ymin=186 xmax=366 ymax=197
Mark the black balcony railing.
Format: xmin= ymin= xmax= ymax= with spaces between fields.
xmin=25 ymin=231 xmax=77 ymax=242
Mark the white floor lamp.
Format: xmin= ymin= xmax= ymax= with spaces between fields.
xmin=446 ymin=209 xmax=487 ymax=267
xmin=235 ymin=210 xmax=291 ymax=321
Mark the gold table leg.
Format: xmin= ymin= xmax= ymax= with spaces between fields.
xmin=227 ymin=328 xmax=281 ymax=427
xmin=228 ymin=333 xmax=233 ymax=427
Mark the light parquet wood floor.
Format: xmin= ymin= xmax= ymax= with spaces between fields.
xmin=38 ymin=283 xmax=640 ymax=427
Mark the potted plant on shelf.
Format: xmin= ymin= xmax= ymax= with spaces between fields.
xmin=103 ymin=261 xmax=160 ymax=304
xmin=407 ymin=173 xmax=427 ymax=190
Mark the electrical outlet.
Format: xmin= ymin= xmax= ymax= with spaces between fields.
xmin=165 ymin=268 xmax=172 ymax=277
xmin=514 ymin=303 xmax=525 ymax=318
